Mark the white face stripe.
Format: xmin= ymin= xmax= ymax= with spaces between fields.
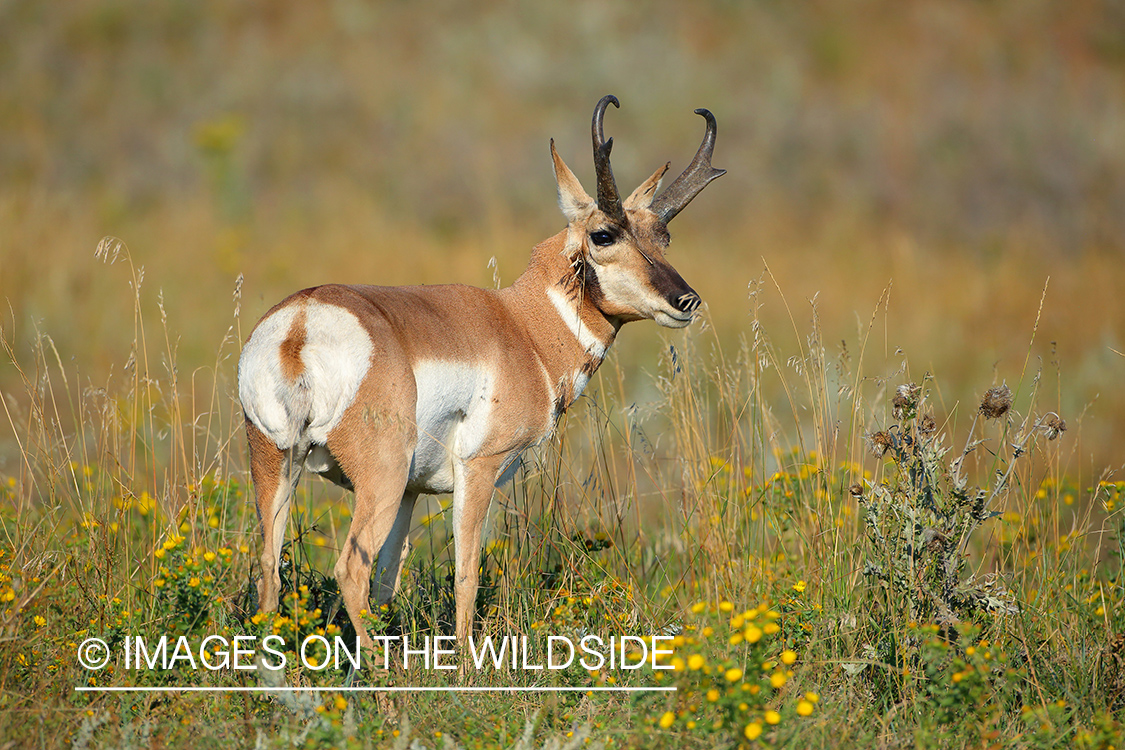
xmin=546 ymin=287 xmax=608 ymax=360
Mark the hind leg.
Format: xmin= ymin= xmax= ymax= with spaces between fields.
xmin=247 ymin=418 xmax=306 ymax=613
xmin=333 ymin=472 xmax=412 ymax=648
xmin=373 ymin=492 xmax=418 ymax=605
xmin=327 ymin=412 xmax=415 ymax=649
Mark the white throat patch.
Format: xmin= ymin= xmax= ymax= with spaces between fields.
xmin=546 ymin=287 xmax=608 ymax=360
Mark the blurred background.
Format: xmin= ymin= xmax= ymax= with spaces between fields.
xmin=1 ymin=0 xmax=1123 ymax=469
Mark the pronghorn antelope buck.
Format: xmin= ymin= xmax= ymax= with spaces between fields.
xmin=238 ymin=95 xmax=725 ymax=647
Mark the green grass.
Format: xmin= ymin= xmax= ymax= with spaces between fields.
xmin=1 ymin=247 xmax=1121 ymax=749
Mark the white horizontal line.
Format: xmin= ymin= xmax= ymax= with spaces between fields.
xmin=74 ymin=686 xmax=675 ymax=693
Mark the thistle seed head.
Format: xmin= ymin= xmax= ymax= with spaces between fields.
xmin=980 ymin=385 xmax=1012 ymax=420
xmin=1043 ymin=414 xmax=1067 ymax=440
xmin=868 ymin=430 xmax=893 ymax=458
xmin=892 ymin=383 xmax=921 ymax=420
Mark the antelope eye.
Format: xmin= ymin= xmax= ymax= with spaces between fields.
xmin=589 ymin=230 xmax=615 ymax=247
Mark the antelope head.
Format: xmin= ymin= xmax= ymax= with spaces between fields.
xmin=550 ymin=95 xmax=725 ymax=329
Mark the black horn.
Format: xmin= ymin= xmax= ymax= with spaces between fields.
xmin=651 ymin=108 xmax=726 ymax=223
xmin=592 ymin=95 xmax=627 ymax=223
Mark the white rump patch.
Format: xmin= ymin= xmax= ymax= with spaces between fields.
xmin=239 ymin=299 xmax=374 ymax=449
xmin=546 ymin=287 xmax=608 ymax=360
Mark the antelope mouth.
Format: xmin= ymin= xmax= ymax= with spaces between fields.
xmin=654 ymin=308 xmax=697 ymax=329
xmin=652 ymin=290 xmax=701 ymax=328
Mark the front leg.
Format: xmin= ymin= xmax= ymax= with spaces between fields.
xmin=452 ymin=457 xmax=504 ymax=642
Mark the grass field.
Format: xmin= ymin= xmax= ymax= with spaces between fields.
xmin=2 ymin=1 xmax=1125 ymax=747
xmin=2 ymin=243 xmax=1123 ymax=748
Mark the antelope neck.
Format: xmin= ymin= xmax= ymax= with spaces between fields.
xmin=503 ymin=234 xmax=618 ymax=411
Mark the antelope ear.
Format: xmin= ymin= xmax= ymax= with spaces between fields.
xmin=551 ymin=139 xmax=594 ymax=223
xmin=625 ymin=162 xmax=670 ymax=210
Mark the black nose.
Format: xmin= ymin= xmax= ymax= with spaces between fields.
xmin=673 ymin=291 xmax=702 ymax=314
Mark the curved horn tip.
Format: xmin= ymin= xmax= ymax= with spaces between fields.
xmin=693 ymin=108 xmax=717 ymax=125
xmin=649 ymin=105 xmax=725 ymax=223
xmin=593 ymin=96 xmax=621 ymax=142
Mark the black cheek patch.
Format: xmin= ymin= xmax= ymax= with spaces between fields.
xmin=563 ymin=254 xmax=606 ymax=306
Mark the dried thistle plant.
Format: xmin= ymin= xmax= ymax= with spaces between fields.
xmin=859 ymin=379 xmax=1032 ymax=638
xmin=857 ymin=364 xmax=1071 ymax=688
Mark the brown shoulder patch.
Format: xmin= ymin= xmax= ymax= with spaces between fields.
xmin=278 ymin=306 xmax=307 ymax=382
